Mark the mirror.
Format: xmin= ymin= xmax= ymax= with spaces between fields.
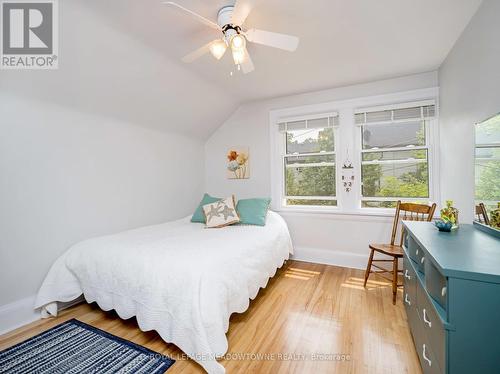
xmin=474 ymin=113 xmax=500 ymax=230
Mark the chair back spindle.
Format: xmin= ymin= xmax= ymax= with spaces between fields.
xmin=390 ymin=201 xmax=437 ymax=246
xmin=475 ymin=203 xmax=490 ymax=225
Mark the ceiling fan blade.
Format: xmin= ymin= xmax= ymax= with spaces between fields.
xmin=163 ymin=2 xmax=221 ymax=31
xmin=245 ymin=28 xmax=299 ymax=51
xmin=182 ymin=41 xmax=216 ymax=63
xmin=232 ymin=0 xmax=259 ymax=26
xmin=240 ymin=48 xmax=254 ymax=74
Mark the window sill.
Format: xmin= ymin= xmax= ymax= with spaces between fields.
xmin=274 ymin=206 xmax=396 ymax=220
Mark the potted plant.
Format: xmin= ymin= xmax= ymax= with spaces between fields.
xmin=440 ymin=200 xmax=459 ymax=230
xmin=491 ymin=202 xmax=500 ymax=229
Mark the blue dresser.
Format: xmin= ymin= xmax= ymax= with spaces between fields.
xmin=402 ymin=222 xmax=500 ymax=374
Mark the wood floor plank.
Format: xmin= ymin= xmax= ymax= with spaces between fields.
xmin=0 ymin=260 xmax=421 ymax=373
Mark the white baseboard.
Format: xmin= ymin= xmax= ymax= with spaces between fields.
xmin=291 ymin=246 xmax=368 ymax=270
xmin=0 ymin=295 xmax=85 ymax=336
xmin=0 ymin=296 xmax=39 ymax=336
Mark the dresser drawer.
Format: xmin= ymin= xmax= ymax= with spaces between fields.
xmin=417 ymin=282 xmax=446 ymax=372
xmin=413 ymin=318 xmax=443 ymax=374
xmin=425 ymin=259 xmax=448 ymax=311
xmin=407 ymin=234 xmax=426 ymax=273
xmin=404 ymin=294 xmax=420 ymax=347
xmin=407 ymin=234 xmax=420 ymax=263
xmin=403 ymin=256 xmax=417 ymax=308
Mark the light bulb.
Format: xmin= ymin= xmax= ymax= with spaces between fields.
xmin=232 ymin=48 xmax=245 ymax=65
xmin=230 ymin=34 xmax=246 ymax=51
xmin=209 ymin=40 xmax=227 ymax=60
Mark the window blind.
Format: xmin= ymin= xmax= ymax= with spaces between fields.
xmin=278 ymin=114 xmax=339 ymax=133
xmin=355 ymin=103 xmax=436 ymax=126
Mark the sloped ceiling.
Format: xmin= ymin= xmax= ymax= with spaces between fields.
xmin=0 ymin=0 xmax=482 ymax=139
xmin=0 ymin=0 xmax=238 ymax=139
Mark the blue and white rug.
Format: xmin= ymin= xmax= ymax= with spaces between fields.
xmin=0 ymin=319 xmax=175 ymax=373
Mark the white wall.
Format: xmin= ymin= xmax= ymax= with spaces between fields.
xmin=205 ymin=72 xmax=438 ymax=267
xmin=439 ymin=0 xmax=500 ymax=223
xmin=0 ymin=92 xmax=204 ymax=319
xmin=0 ymin=0 xmax=238 ymax=140
xmin=0 ymin=0 xmax=221 ymax=333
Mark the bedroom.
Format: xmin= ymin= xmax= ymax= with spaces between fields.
xmin=1 ymin=0 xmax=499 ymax=373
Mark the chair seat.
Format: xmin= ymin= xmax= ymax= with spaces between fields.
xmin=369 ymin=243 xmax=404 ymax=257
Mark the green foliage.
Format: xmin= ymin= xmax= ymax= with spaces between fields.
xmin=362 ymin=162 xmax=429 ymax=199
xmin=440 ymin=200 xmax=458 ymax=224
xmin=379 ymin=176 xmax=428 ymax=198
xmin=287 ymin=199 xmax=337 ymax=206
xmin=286 ymin=166 xmax=335 ymax=196
xmin=475 ymin=114 xmax=500 ymax=209
xmin=475 ymin=150 xmax=500 ymax=202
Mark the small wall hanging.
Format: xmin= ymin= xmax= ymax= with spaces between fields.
xmin=227 ymin=146 xmax=250 ymax=179
xmin=342 ymin=149 xmax=354 ymax=192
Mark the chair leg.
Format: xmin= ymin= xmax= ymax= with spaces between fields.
xmin=364 ymin=249 xmax=375 ymax=287
xmin=392 ymin=256 xmax=398 ymax=305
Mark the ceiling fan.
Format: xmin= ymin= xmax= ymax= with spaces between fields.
xmin=163 ymin=1 xmax=299 ymax=74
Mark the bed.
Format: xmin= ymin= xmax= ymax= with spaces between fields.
xmin=35 ymin=211 xmax=293 ymax=374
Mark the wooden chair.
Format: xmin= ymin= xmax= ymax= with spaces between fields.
xmin=363 ymin=201 xmax=437 ymax=304
xmin=475 ymin=203 xmax=490 ymax=225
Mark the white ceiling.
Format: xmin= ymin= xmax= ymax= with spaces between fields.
xmin=0 ymin=0 xmax=482 ymax=138
xmin=83 ymin=0 xmax=482 ymax=102
xmin=0 ymin=0 xmax=239 ymax=139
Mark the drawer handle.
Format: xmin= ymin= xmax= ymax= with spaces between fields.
xmin=405 ymin=293 xmax=411 ymax=306
xmin=422 ymin=344 xmax=432 ymax=367
xmin=441 ymin=286 xmax=447 ymax=297
xmin=404 ymin=270 xmax=411 ymax=280
xmin=420 ymin=256 xmax=425 ymax=264
xmin=423 ymin=308 xmax=432 ymax=328
xmin=416 ymin=249 xmax=419 ymax=255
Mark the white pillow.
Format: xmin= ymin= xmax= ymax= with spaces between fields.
xmin=202 ymin=196 xmax=240 ymax=228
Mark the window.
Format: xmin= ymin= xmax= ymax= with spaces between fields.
xmin=356 ymin=104 xmax=435 ymax=208
xmin=270 ymin=88 xmax=439 ymax=215
xmin=355 ymin=105 xmax=435 ymax=208
xmin=475 ymin=113 xmax=500 ymax=211
xmin=278 ymin=114 xmax=338 ymax=208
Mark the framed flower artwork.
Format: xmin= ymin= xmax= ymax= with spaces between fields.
xmin=227 ymin=147 xmax=249 ymax=179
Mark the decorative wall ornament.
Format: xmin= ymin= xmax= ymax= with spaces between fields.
xmin=342 ymin=149 xmax=354 ymax=192
xmin=227 ymin=146 xmax=249 ymax=179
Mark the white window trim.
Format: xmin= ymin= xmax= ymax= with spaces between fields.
xmin=269 ymin=87 xmax=440 ymax=217
xmin=275 ymin=112 xmax=341 ymax=213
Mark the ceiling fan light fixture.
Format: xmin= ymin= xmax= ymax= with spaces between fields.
xmin=230 ymin=34 xmax=246 ymax=51
xmin=209 ymin=39 xmax=227 ymax=60
xmin=164 ymin=1 xmax=300 ymax=75
xmin=231 ymin=48 xmax=245 ymax=65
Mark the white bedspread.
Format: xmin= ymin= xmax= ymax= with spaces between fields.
xmin=35 ymin=211 xmax=293 ymax=374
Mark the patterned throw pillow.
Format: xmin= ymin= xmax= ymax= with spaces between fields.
xmin=202 ymin=196 xmax=240 ymax=228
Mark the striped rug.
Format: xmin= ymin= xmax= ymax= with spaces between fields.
xmin=0 ymin=319 xmax=174 ymax=373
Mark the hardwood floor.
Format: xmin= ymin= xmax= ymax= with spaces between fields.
xmin=0 ymin=260 xmax=421 ymax=373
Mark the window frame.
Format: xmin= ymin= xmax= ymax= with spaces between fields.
xmin=276 ymin=112 xmax=341 ymax=213
xmin=357 ymin=116 xmax=436 ymax=210
xmin=474 ymin=113 xmax=500 ymax=209
xmin=270 ymin=87 xmax=440 ymax=217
